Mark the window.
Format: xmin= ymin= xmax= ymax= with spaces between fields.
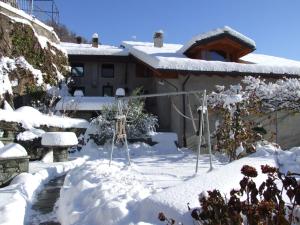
xmin=209 ymin=50 xmax=227 ymax=62
xmin=102 ymin=64 xmax=114 ymax=78
xmin=197 ymin=50 xmax=228 ymax=61
xmin=103 ymin=84 xmax=113 ymax=96
xmin=71 ymin=63 xmax=84 ymax=77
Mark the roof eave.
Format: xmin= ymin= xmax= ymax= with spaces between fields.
xmin=156 ymin=68 xmax=300 ymax=78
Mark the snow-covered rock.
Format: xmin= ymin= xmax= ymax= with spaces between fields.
xmin=0 ymin=143 xmax=27 ymax=158
xmin=41 ymin=132 xmax=78 ymax=146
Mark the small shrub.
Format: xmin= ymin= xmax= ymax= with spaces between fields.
xmin=193 ymin=165 xmax=300 ymax=225
xmin=87 ymin=88 xmax=158 ymax=145
xmin=158 ymin=165 xmax=300 ymax=225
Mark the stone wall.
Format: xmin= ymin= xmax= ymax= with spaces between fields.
xmin=0 ymin=156 xmax=29 ymax=186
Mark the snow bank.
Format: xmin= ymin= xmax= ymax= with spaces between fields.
xmin=0 ymin=143 xmax=27 ymax=158
xmin=277 ymin=147 xmax=300 ymax=174
xmin=0 ymin=106 xmax=89 ymax=129
xmin=41 ymin=132 xmax=78 ymax=146
xmin=0 ymin=157 xmax=85 ymax=225
xmin=57 ymin=160 xmax=152 ymax=225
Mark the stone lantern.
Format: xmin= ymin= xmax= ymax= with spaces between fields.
xmin=41 ymin=132 xmax=78 ymax=162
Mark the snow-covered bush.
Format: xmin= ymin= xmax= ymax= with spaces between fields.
xmin=190 ymin=165 xmax=300 ymax=225
xmin=158 ymin=164 xmax=300 ymax=225
xmin=208 ymin=81 xmax=262 ymax=161
xmin=87 ymin=89 xmax=158 ymax=145
xmin=208 ymin=76 xmax=300 ymax=161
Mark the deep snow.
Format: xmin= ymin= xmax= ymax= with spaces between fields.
xmin=54 ymin=133 xmax=300 ymax=225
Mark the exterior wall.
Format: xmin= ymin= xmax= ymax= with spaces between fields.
xmin=156 ymin=74 xmax=300 ymax=150
xmin=155 ymin=74 xmax=243 ymax=146
xmin=71 ymin=60 xmax=156 ymax=97
xmin=256 ymin=110 xmax=300 ymax=149
xmin=68 ymin=55 xmax=300 ymax=150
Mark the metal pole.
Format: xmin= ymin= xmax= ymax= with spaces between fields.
xmin=109 ymin=131 xmax=116 ymax=166
xmin=124 ymin=137 xmax=131 ymax=166
xmin=31 ymin=0 xmax=34 ymax=16
xmin=275 ymin=111 xmax=278 ymax=143
xmin=195 ymin=90 xmax=206 ymax=174
xmin=205 ymin=95 xmax=213 ymax=172
xmin=120 ymin=90 xmax=204 ymax=100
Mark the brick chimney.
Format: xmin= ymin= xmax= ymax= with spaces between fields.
xmin=153 ymin=30 xmax=164 ymax=48
xmin=92 ymin=33 xmax=99 ymax=48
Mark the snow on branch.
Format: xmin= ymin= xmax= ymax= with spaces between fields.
xmin=208 ymin=76 xmax=300 ymax=112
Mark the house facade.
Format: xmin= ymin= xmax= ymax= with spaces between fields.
xmin=58 ymin=27 xmax=300 ymax=149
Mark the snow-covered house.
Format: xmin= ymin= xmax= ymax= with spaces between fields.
xmin=59 ymin=26 xmax=300 ymax=148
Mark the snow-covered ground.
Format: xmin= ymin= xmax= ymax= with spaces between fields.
xmin=54 ymin=133 xmax=300 ymax=225
xmin=1 ymin=132 xmax=300 ymax=225
xmin=57 ymin=133 xmax=226 ymax=225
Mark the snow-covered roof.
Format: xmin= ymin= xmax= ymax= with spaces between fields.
xmin=179 ymin=26 xmax=256 ymax=54
xmin=122 ymin=41 xmax=300 ymax=76
xmin=240 ymin=53 xmax=300 ymax=67
xmin=60 ymin=42 xmax=129 ymax=56
xmin=55 ymin=96 xmax=116 ymax=111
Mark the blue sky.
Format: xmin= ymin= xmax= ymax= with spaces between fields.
xmin=55 ymin=0 xmax=300 ymax=60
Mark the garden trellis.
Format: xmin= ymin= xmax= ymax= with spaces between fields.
xmin=109 ymin=89 xmax=213 ymax=173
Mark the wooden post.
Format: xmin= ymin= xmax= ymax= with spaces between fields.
xmin=195 ymin=90 xmax=206 ymax=174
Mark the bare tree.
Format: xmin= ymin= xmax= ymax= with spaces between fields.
xmin=46 ymin=21 xmax=87 ymax=43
